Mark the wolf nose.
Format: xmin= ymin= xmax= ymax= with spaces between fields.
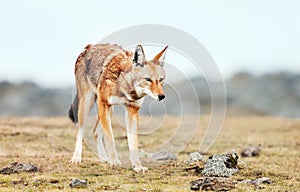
xmin=158 ymin=94 xmax=165 ymax=101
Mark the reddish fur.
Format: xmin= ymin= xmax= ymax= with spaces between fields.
xmin=69 ymin=44 xmax=168 ymax=169
xmin=153 ymin=46 xmax=168 ymax=62
xmin=97 ymin=100 xmax=112 ymax=138
xmin=150 ymin=80 xmax=164 ymax=96
xmin=127 ymin=105 xmax=139 ymax=128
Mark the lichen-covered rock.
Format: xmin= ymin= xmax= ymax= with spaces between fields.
xmin=202 ymin=151 xmax=239 ymax=177
xmin=190 ymin=177 xmax=236 ymax=191
xmin=241 ymin=146 xmax=261 ymax=157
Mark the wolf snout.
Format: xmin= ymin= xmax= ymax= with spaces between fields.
xmin=158 ymin=94 xmax=165 ymax=101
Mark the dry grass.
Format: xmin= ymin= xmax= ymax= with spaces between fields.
xmin=0 ymin=115 xmax=299 ymax=191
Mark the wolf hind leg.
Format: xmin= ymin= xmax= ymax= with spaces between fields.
xmin=70 ymin=89 xmax=95 ymax=163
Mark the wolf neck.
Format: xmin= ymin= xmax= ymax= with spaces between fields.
xmin=118 ymin=70 xmax=143 ymax=101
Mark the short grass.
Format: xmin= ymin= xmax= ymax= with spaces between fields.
xmin=0 ymin=116 xmax=299 ymax=191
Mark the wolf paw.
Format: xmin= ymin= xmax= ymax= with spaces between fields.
xmin=133 ymin=166 xmax=148 ymax=174
xmin=69 ymin=158 xmax=81 ymax=164
xmin=107 ymin=158 xmax=122 ymax=166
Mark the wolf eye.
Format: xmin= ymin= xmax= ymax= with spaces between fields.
xmin=159 ymin=78 xmax=165 ymax=82
xmin=145 ymin=78 xmax=152 ymax=82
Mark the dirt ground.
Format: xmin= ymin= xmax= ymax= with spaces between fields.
xmin=0 ymin=115 xmax=299 ymax=191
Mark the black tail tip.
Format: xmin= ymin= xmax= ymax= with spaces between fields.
xmin=68 ymin=105 xmax=76 ymax=123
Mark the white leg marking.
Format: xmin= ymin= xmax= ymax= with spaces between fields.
xmin=70 ymin=127 xmax=84 ymax=163
xmin=103 ymin=112 xmax=121 ymax=165
xmin=70 ymin=90 xmax=94 ymax=163
xmin=96 ymin=124 xmax=109 ymax=162
xmin=125 ymin=107 xmax=148 ymax=173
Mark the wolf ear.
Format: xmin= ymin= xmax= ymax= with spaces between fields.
xmin=153 ymin=45 xmax=168 ymax=65
xmin=133 ymin=45 xmax=146 ymax=67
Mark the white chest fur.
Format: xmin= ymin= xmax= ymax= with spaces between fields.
xmin=107 ymin=96 xmax=127 ymax=105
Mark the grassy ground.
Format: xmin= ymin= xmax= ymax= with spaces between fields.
xmin=0 ymin=116 xmax=299 ymax=191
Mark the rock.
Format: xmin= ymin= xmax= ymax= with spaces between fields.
xmin=0 ymin=162 xmax=38 ymax=175
xmin=239 ymin=179 xmax=252 ymax=184
xmin=252 ymin=177 xmax=272 ymax=185
xmin=237 ymin=160 xmax=246 ymax=169
xmin=186 ymin=152 xmax=205 ymax=174
xmin=241 ymin=146 xmax=261 ymax=157
xmin=151 ymin=150 xmax=177 ymax=161
xmin=69 ymin=178 xmax=87 ymax=188
xmin=184 ymin=166 xmax=203 ymax=175
xmin=190 ymin=177 xmax=236 ymax=191
xmin=0 ymin=167 xmax=18 ymax=175
xmin=20 ymin=164 xmax=38 ymax=172
xmin=202 ymin=151 xmax=239 ymax=177
xmin=189 ymin=152 xmax=205 ymax=163
xmin=240 ymin=177 xmax=272 ymax=185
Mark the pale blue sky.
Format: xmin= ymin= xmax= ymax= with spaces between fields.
xmin=0 ymin=0 xmax=299 ymax=87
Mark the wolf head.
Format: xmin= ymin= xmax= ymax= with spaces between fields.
xmin=132 ymin=45 xmax=168 ymax=101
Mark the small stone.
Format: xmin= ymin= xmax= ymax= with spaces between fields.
xmin=184 ymin=166 xmax=203 ymax=175
xmin=239 ymin=179 xmax=252 ymax=184
xmin=189 ymin=152 xmax=205 ymax=162
xmin=241 ymin=146 xmax=261 ymax=157
xmin=151 ymin=150 xmax=176 ymax=161
xmin=49 ymin=179 xmax=59 ymax=184
xmin=202 ymin=151 xmax=239 ymax=177
xmin=237 ymin=160 xmax=246 ymax=169
xmin=20 ymin=164 xmax=38 ymax=172
xmin=251 ymin=177 xmax=272 ymax=185
xmin=190 ymin=177 xmax=236 ymax=191
xmin=240 ymin=177 xmax=272 ymax=185
xmin=69 ymin=178 xmax=87 ymax=188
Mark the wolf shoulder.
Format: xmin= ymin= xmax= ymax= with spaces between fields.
xmin=74 ymin=44 xmax=132 ymax=86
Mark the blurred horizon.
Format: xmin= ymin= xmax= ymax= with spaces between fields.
xmin=1 ymin=71 xmax=300 ymax=118
xmin=1 ymin=70 xmax=299 ymax=88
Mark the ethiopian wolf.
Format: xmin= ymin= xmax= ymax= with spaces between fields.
xmin=68 ymin=44 xmax=168 ymax=172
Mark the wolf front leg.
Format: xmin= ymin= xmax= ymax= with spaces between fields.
xmin=93 ymin=118 xmax=109 ymax=162
xmin=125 ymin=104 xmax=148 ymax=173
xmin=97 ymin=98 xmax=121 ymax=165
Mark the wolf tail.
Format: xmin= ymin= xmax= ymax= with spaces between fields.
xmin=68 ymin=93 xmax=79 ymax=124
xmin=68 ymin=44 xmax=93 ymax=124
